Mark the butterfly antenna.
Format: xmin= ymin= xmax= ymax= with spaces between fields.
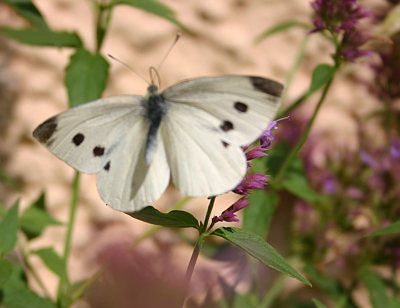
xmin=156 ymin=33 xmax=181 ymax=73
xmin=149 ymin=66 xmax=161 ymax=88
xmin=107 ymin=54 xmax=149 ymax=85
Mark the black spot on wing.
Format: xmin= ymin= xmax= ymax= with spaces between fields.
xmin=32 ymin=116 xmax=58 ymax=144
xmin=250 ymin=77 xmax=283 ymax=97
xmin=72 ymin=133 xmax=85 ymax=146
xmin=93 ymin=146 xmax=105 ymax=157
xmin=222 ymin=141 xmax=230 ymax=148
xmin=220 ymin=120 xmax=234 ymax=132
xmin=104 ymin=161 xmax=110 ymax=171
xmin=234 ymin=101 xmax=248 ymax=113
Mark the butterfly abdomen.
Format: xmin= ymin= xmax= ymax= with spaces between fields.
xmin=143 ymin=89 xmax=168 ymax=164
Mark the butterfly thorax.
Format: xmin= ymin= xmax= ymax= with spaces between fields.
xmin=143 ymin=84 xmax=168 ymax=164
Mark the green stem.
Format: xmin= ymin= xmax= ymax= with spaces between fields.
xmin=57 ymin=172 xmax=80 ymax=301
xmin=281 ymin=35 xmax=310 ymax=104
xmin=180 ymin=197 xmax=216 ymax=306
xmin=19 ymin=246 xmax=52 ymax=299
xmin=277 ymin=91 xmax=309 ymax=119
xmin=183 ymin=238 xmax=203 ymax=286
xmin=201 ymin=196 xmax=216 ymax=233
xmin=274 ymin=70 xmax=336 ymax=185
xmin=179 ymin=237 xmax=203 ymax=307
xmin=95 ymin=2 xmax=112 ymax=52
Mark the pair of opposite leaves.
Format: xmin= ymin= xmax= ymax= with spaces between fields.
xmin=33 ymin=73 xmax=283 ymax=212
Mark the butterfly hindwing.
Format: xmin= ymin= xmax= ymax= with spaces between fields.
xmin=162 ymin=103 xmax=247 ymax=196
xmin=96 ymin=120 xmax=170 ymax=212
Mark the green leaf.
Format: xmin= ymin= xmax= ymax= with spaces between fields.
xmin=266 ymin=141 xmax=321 ymax=202
xmin=360 ymin=270 xmax=389 ymax=308
xmin=389 ymin=298 xmax=400 ymax=308
xmin=368 ymin=220 xmax=400 ymax=237
xmin=304 ymin=265 xmax=342 ymax=298
xmin=33 ymin=247 xmax=67 ymax=281
xmin=0 ymin=201 xmax=19 ymax=254
xmin=20 ymin=194 xmax=62 ymax=240
xmin=4 ymin=0 xmax=48 ymax=29
xmin=0 ymin=202 xmax=7 ymax=218
xmin=231 ymin=293 xmax=258 ymax=308
xmin=212 ymin=227 xmax=311 ymax=286
xmin=312 ymin=299 xmax=328 ymax=308
xmin=128 ymin=206 xmax=199 ymax=229
xmin=0 ymin=166 xmax=19 ymax=190
xmin=110 ymin=0 xmax=189 ymax=31
xmin=255 ymin=20 xmax=310 ymax=43
xmin=307 ymin=64 xmax=335 ymax=95
xmin=243 ymin=190 xmax=278 ymax=237
xmin=0 ymin=259 xmax=13 ymax=287
xmin=3 ymin=264 xmax=56 ymax=308
xmin=65 ymin=48 xmax=109 ymax=107
xmin=0 ymin=27 xmax=82 ymax=47
xmin=282 ymin=171 xmax=321 ymax=203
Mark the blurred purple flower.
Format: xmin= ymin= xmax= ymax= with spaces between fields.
xmin=310 ymin=0 xmax=372 ymax=33
xmin=91 ymin=241 xmax=185 ymax=308
xmin=390 ymin=139 xmax=400 ymax=159
xmin=369 ymin=33 xmax=400 ymax=100
xmin=321 ymin=174 xmax=337 ymax=194
xmin=360 ymin=150 xmax=380 ymax=169
xmin=212 ymin=197 xmax=250 ymax=223
xmin=340 ymin=30 xmax=372 ymax=62
xmin=294 ymin=202 xmax=316 ymax=232
xmin=310 ymin=0 xmax=373 ymax=62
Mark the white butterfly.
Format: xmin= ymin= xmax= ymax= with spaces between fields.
xmin=33 ymin=74 xmax=283 ymax=212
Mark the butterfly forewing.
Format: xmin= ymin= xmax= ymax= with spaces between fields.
xmin=33 ymin=96 xmax=144 ymax=174
xmin=160 ymin=76 xmax=282 ymax=196
xmin=162 ymin=76 xmax=283 ymax=147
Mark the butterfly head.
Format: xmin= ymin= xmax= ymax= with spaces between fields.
xmin=147 ymin=84 xmax=159 ymax=96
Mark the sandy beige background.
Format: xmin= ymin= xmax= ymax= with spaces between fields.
xmin=0 ymin=0 xmax=384 ymax=306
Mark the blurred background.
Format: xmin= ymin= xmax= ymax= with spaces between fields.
xmin=1 ymin=0 xmax=399 ymax=307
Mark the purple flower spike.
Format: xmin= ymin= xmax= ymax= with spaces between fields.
xmin=310 ymin=0 xmax=373 ymax=62
xmin=260 ymin=116 xmax=289 ymax=149
xmin=212 ymin=197 xmax=250 ymax=223
xmin=245 ymin=146 xmax=266 ymax=161
xmin=212 ymin=117 xmax=284 ymax=226
xmin=234 ymin=173 xmax=268 ymax=195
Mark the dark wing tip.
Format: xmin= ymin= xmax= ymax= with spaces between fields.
xmin=32 ymin=116 xmax=58 ymax=144
xmin=249 ymin=76 xmax=284 ymax=97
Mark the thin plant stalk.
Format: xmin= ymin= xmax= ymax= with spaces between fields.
xmin=281 ymin=35 xmax=310 ymax=104
xmin=274 ymin=70 xmax=336 ymax=185
xmin=57 ymin=172 xmax=80 ymax=301
xmin=19 ymin=246 xmax=52 ymax=299
xmin=181 ymin=197 xmax=216 ymax=306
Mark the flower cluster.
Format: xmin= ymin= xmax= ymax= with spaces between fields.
xmin=310 ymin=0 xmax=372 ymax=62
xmin=212 ymin=119 xmax=284 ymax=224
xmin=311 ymin=0 xmax=371 ymax=33
xmin=370 ymin=32 xmax=400 ymax=100
xmin=281 ymin=112 xmax=400 ymax=275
